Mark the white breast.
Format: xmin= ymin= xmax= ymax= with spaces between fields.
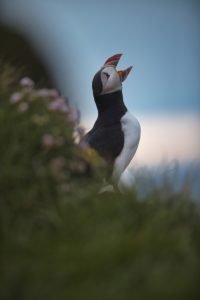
xmin=112 ymin=111 xmax=141 ymax=183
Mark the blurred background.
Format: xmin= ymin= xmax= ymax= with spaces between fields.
xmin=1 ymin=2 xmax=200 ymax=299
xmin=0 ymin=0 xmax=199 ymax=178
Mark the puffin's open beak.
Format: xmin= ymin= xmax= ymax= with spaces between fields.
xmin=118 ymin=66 xmax=133 ymax=82
xmin=103 ymin=53 xmax=122 ymax=67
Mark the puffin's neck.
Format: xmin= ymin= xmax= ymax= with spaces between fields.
xmin=94 ymin=90 xmax=127 ymax=120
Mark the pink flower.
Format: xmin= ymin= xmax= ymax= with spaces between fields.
xmin=48 ymin=89 xmax=59 ymax=98
xmin=79 ymin=139 xmax=88 ymax=150
xmin=10 ymin=92 xmax=23 ymax=104
xmin=49 ymin=157 xmax=66 ymax=176
xmin=18 ymin=102 xmax=29 ymax=112
xmin=69 ymin=108 xmax=80 ymax=125
xmin=48 ymin=98 xmax=69 ymax=113
xmin=42 ymin=134 xmax=55 ymax=147
xmin=48 ymin=99 xmax=61 ymax=110
xmin=20 ymin=77 xmax=34 ymax=88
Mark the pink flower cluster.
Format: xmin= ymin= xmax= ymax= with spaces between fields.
xmin=48 ymin=97 xmax=69 ymax=113
xmin=19 ymin=77 xmax=35 ymax=88
xmin=41 ymin=133 xmax=65 ymax=149
xmin=9 ymin=75 xmax=88 ymax=153
xmin=48 ymin=156 xmax=68 ymax=178
xmin=10 ymin=92 xmax=23 ymax=104
xmin=42 ymin=134 xmax=55 ymax=148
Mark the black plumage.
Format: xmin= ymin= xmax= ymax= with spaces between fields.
xmin=86 ymin=90 xmax=127 ymax=164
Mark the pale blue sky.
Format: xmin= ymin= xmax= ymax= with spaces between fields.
xmin=63 ymin=0 xmax=200 ymax=116
xmin=0 ymin=0 xmax=200 ymax=120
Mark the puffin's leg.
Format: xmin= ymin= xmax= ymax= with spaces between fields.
xmin=98 ymin=184 xmax=115 ymax=194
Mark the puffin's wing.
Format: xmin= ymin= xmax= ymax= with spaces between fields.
xmin=87 ymin=124 xmax=124 ymax=162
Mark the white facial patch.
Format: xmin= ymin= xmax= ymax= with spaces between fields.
xmin=100 ymin=66 xmax=122 ymax=95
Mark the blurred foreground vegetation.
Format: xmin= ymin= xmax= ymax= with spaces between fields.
xmin=0 ymin=63 xmax=200 ymax=300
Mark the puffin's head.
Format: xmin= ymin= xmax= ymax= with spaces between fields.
xmin=92 ymin=54 xmax=132 ymax=97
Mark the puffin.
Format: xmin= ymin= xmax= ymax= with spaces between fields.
xmin=86 ymin=54 xmax=141 ymax=191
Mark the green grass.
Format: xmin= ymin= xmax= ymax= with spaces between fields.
xmin=0 ymin=63 xmax=200 ymax=300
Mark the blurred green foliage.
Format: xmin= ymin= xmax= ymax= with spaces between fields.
xmin=0 ymin=63 xmax=200 ymax=300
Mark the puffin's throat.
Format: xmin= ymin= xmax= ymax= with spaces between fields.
xmin=94 ymin=90 xmax=127 ymax=121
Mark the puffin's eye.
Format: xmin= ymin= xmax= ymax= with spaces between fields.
xmin=103 ymin=72 xmax=110 ymax=79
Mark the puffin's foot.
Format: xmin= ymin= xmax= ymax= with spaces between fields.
xmin=98 ymin=184 xmax=114 ymax=194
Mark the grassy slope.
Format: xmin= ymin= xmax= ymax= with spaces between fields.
xmin=0 ymin=64 xmax=200 ymax=300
